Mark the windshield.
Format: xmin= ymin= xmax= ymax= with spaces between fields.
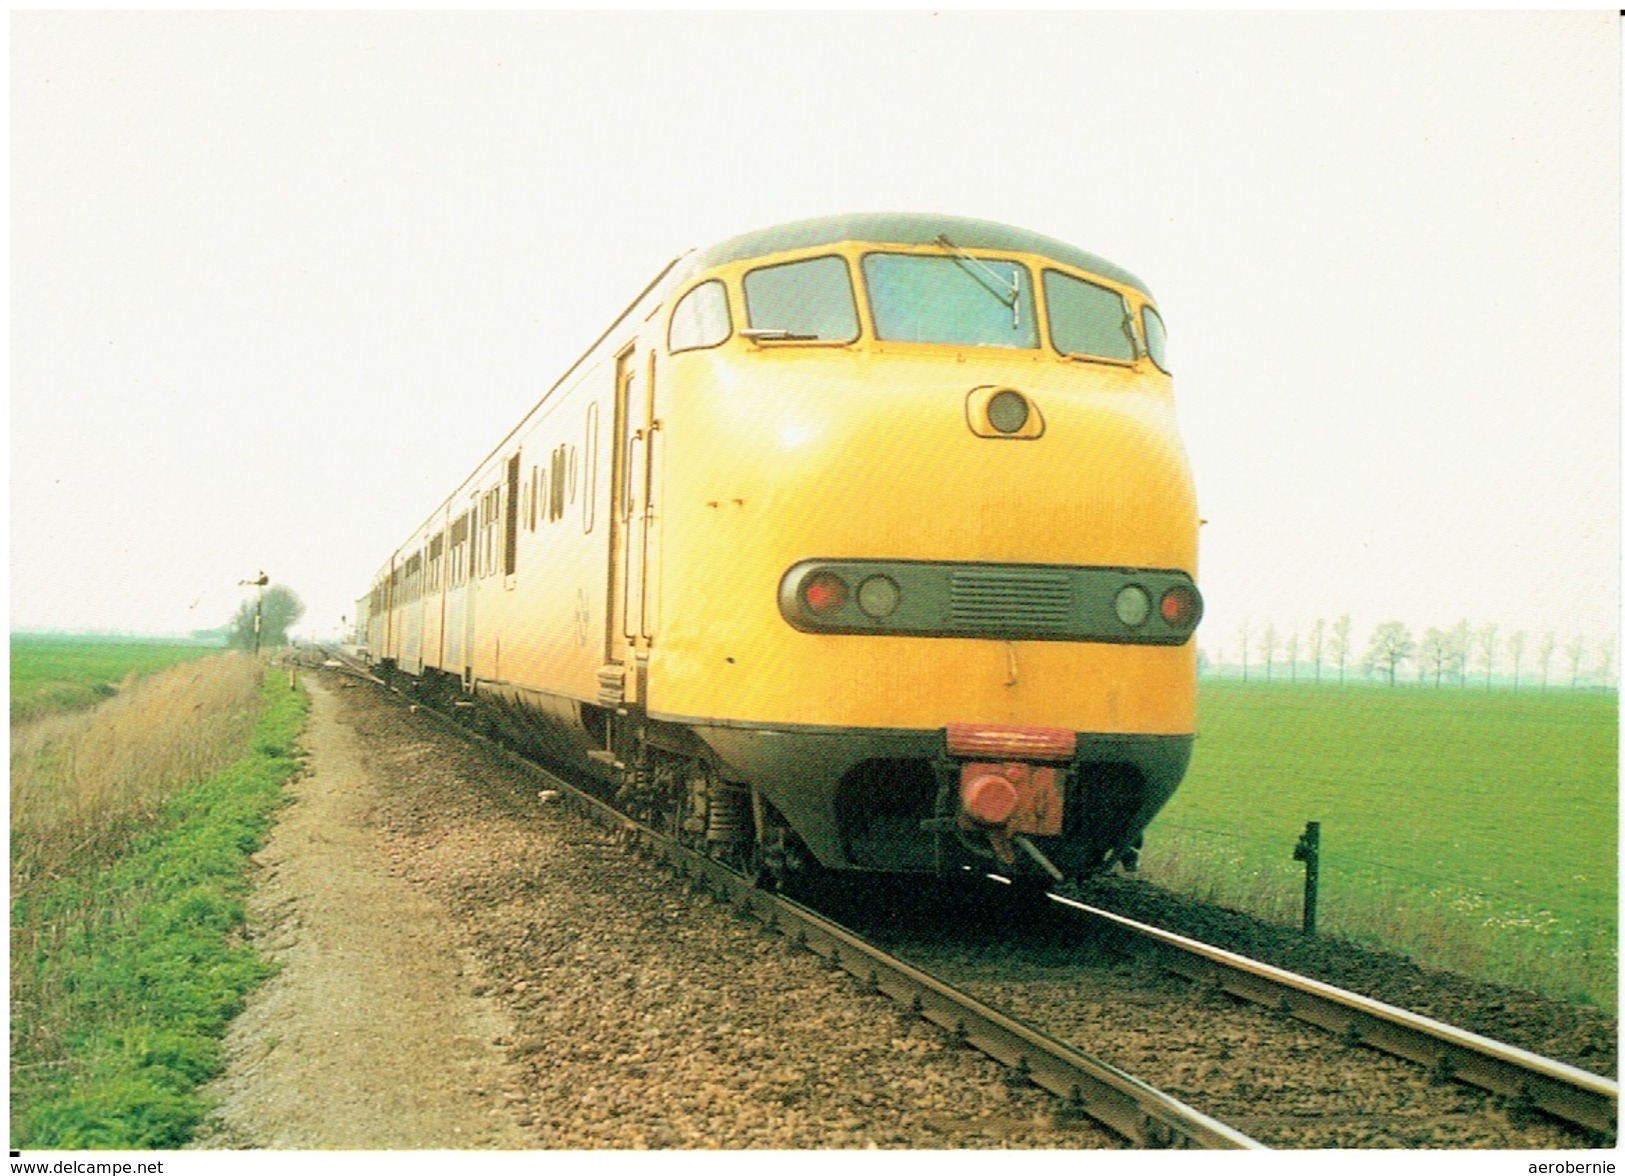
xmin=741 ymin=255 xmax=859 ymax=342
xmin=862 ymin=253 xmax=1038 ymax=349
xmin=1043 ymin=270 xmax=1136 ymax=361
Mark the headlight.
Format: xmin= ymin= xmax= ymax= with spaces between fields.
xmin=1114 ymin=585 xmax=1151 ymax=627
xmin=857 ymin=575 xmax=901 ymax=618
xmin=986 ymin=389 xmax=1031 ymax=434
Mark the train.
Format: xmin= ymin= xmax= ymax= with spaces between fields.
xmin=360 ymin=212 xmax=1202 ymax=887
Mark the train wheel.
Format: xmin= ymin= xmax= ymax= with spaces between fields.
xmin=743 ymin=842 xmax=781 ymax=892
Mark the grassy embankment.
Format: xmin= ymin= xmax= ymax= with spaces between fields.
xmin=1140 ymin=681 xmax=1617 ymax=1006
xmin=10 ymin=645 xmax=305 ymax=1148
xmin=11 ymin=635 xmax=221 ymax=725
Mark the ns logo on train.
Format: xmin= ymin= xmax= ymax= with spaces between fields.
xmin=362 ymin=212 xmax=1201 ymax=888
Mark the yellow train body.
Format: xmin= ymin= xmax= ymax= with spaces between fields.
xmin=656 ymin=338 xmax=1196 ymax=733
xmin=364 ymin=214 xmax=1201 ymax=881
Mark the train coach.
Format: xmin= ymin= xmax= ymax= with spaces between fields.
xmin=362 ymin=212 xmax=1202 ymax=887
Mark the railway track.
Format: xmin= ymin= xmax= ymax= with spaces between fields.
xmin=589 ymin=793 xmax=1261 ymax=1149
xmin=309 ymin=648 xmax=1616 ymax=1147
xmin=1045 ymin=892 xmax=1617 ymax=1138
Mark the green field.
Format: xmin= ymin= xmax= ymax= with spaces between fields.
xmin=1140 ymin=682 xmax=1618 ymax=1005
xmin=10 ymin=634 xmax=222 ymax=723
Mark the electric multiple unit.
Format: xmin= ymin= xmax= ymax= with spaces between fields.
xmin=364 ymin=213 xmax=1202 ymax=885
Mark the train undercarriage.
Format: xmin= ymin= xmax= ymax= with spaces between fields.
xmin=375 ymin=660 xmax=1190 ymax=890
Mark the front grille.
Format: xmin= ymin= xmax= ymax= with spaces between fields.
xmin=947 ymin=566 xmax=1072 ymax=634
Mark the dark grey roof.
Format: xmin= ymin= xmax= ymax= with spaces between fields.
xmin=670 ymin=212 xmax=1152 ymax=297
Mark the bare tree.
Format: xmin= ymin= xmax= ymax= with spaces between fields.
xmin=1308 ymin=618 xmax=1326 ymax=683
xmin=1331 ymin=615 xmax=1353 ymax=685
xmin=1447 ymin=620 xmax=1473 ymax=686
xmin=1476 ymin=622 xmax=1498 ymax=689
xmin=1284 ymin=631 xmax=1300 ymax=683
xmin=1595 ymin=637 xmax=1616 ymax=690
xmin=1238 ymin=619 xmax=1252 ymax=683
xmin=1538 ymin=632 xmax=1556 ymax=691
xmin=1260 ymin=622 xmax=1278 ymax=682
xmin=1363 ymin=621 xmax=1415 ymax=686
xmin=1507 ymin=630 xmax=1527 ymax=691
xmin=1567 ymin=636 xmax=1586 ymax=688
xmin=1419 ymin=627 xmax=1449 ymax=686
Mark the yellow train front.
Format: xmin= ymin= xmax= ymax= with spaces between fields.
xmin=648 ymin=213 xmax=1200 ymax=883
xmin=365 ymin=212 xmax=1201 ymax=886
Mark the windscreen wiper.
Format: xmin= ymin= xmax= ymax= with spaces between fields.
xmin=741 ymin=327 xmax=820 ymax=341
xmin=934 ymin=233 xmax=1021 ymax=329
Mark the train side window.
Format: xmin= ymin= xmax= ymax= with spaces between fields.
xmin=404 ymin=551 xmax=422 ymax=602
xmin=426 ymin=532 xmax=444 ymax=593
xmin=1043 ymin=270 xmax=1136 ymax=362
xmin=503 ymin=454 xmax=521 ymax=579
xmin=480 ymin=487 xmax=501 ymax=577
xmin=550 ymin=446 xmax=567 ymax=521
xmin=668 ymin=280 xmax=732 ymax=352
xmin=1142 ymin=305 xmax=1170 ymax=373
xmin=742 ymin=255 xmax=858 ymax=342
xmin=449 ymin=513 xmax=468 ymax=586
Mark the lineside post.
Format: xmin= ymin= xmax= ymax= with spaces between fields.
xmin=1292 ymin=820 xmax=1321 ymax=936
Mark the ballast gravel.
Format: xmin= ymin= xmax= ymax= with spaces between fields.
xmin=248 ymin=675 xmax=1120 ymax=1148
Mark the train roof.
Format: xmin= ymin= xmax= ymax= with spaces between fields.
xmin=673 ymin=212 xmax=1153 ymax=298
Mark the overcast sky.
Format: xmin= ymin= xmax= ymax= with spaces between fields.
xmin=11 ymin=11 xmax=1619 ymax=671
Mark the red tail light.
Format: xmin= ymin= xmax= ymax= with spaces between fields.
xmin=1159 ymin=584 xmax=1201 ymax=628
xmin=801 ymin=571 xmax=849 ymax=615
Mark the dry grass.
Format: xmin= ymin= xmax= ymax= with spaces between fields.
xmin=9 ymin=661 xmax=302 ymax=1148
xmin=10 ymin=652 xmax=264 ymax=893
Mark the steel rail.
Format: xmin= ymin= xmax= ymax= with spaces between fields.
xmin=1050 ymin=893 xmax=1618 ymax=1138
xmin=320 ymin=655 xmax=1263 ymax=1149
xmin=551 ymin=782 xmax=1264 ymax=1151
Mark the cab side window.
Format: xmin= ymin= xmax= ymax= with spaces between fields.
xmin=668 ymin=280 xmax=732 ymax=353
xmin=1142 ymin=305 xmax=1170 ymax=373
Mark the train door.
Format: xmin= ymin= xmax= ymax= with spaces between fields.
xmin=431 ymin=528 xmax=448 ymax=672
xmin=382 ymin=555 xmax=397 ymax=663
xmin=443 ymin=508 xmax=467 ymax=675
xmin=462 ymin=491 xmax=479 ymax=687
xmin=641 ymin=352 xmax=664 ymax=643
xmin=607 ymin=348 xmax=639 ymax=667
xmin=606 ymin=346 xmax=659 ymax=697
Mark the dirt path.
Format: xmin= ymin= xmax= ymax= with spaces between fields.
xmin=198 ymin=675 xmax=531 ymax=1149
xmin=196 ymin=672 xmax=1116 ymax=1152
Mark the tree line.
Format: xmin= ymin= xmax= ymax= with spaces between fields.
xmin=1206 ymin=617 xmax=1617 ymax=690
